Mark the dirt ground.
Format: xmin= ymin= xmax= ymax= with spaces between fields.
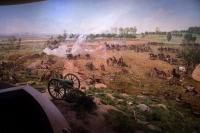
xmin=45 ymin=41 xmax=172 ymax=133
xmin=42 ymin=37 xmax=199 ymax=133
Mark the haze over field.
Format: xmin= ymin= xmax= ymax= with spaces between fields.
xmin=0 ymin=0 xmax=200 ymax=35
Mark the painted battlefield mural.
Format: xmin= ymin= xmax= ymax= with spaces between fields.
xmin=0 ymin=0 xmax=200 ymax=132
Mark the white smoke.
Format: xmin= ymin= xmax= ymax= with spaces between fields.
xmin=42 ymin=34 xmax=107 ymax=58
xmin=96 ymin=44 xmax=106 ymax=52
xmin=43 ymin=45 xmax=68 ymax=57
xmin=70 ymin=35 xmax=86 ymax=55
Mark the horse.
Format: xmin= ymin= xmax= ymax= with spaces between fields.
xmin=160 ymin=70 xmax=167 ymax=79
xmin=153 ymin=68 xmax=163 ymax=78
xmin=171 ymin=68 xmax=180 ymax=80
xmin=85 ymin=53 xmax=90 ymax=60
xmin=178 ymin=65 xmax=188 ymax=74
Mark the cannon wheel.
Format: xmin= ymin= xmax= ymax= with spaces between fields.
xmin=48 ymin=78 xmax=66 ymax=100
xmin=64 ymin=73 xmax=80 ymax=89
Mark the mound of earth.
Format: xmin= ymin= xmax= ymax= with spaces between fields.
xmin=192 ymin=64 xmax=200 ymax=82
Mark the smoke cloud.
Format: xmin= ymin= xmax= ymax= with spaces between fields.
xmin=70 ymin=34 xmax=86 ymax=55
xmin=43 ymin=45 xmax=67 ymax=57
xmin=43 ymin=34 xmax=108 ymax=58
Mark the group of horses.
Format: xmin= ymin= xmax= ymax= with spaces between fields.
xmin=105 ymin=43 xmax=152 ymax=52
xmin=180 ymin=43 xmax=200 ymax=47
xmin=151 ymin=68 xmax=180 ymax=81
xmin=149 ymin=53 xmax=179 ymax=65
xmin=105 ymin=43 xmax=130 ymax=51
xmin=66 ymin=53 xmax=90 ymax=60
xmin=157 ymin=46 xmax=179 ymax=53
xmin=106 ymin=56 xmax=125 ymax=67
xmin=147 ymin=42 xmax=164 ymax=45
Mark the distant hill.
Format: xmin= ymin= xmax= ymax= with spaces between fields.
xmin=0 ymin=33 xmax=59 ymax=39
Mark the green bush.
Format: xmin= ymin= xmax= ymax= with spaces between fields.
xmin=112 ymin=92 xmax=122 ymax=99
xmin=64 ymin=91 xmax=82 ymax=103
xmin=146 ymin=112 xmax=161 ymax=121
xmin=104 ymin=110 xmax=149 ymax=133
xmin=98 ymin=94 xmax=115 ymax=105
xmin=73 ymin=95 xmax=97 ymax=113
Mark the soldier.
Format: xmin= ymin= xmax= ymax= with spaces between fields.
xmin=89 ymin=62 xmax=95 ymax=70
xmin=85 ymin=53 xmax=90 ymax=60
xmin=100 ymin=63 xmax=106 ymax=71
xmin=112 ymin=56 xmax=117 ymax=63
xmin=106 ymin=58 xmax=109 ymax=66
xmin=119 ymin=56 xmax=123 ymax=63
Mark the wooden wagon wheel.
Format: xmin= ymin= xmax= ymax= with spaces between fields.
xmin=48 ymin=78 xmax=66 ymax=100
xmin=64 ymin=73 xmax=80 ymax=89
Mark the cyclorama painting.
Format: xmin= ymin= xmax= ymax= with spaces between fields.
xmin=0 ymin=0 xmax=200 ymax=133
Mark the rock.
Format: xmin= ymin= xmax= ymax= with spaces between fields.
xmin=176 ymin=98 xmax=181 ymax=102
xmin=117 ymin=99 xmax=124 ymax=102
xmin=137 ymin=95 xmax=147 ymax=99
xmin=156 ymin=104 xmax=168 ymax=110
xmin=136 ymin=104 xmax=150 ymax=112
xmin=27 ymin=81 xmax=36 ymax=85
xmin=141 ymin=91 xmax=149 ymax=95
xmin=95 ymin=83 xmax=107 ymax=88
xmin=26 ymin=60 xmax=42 ymax=70
xmin=85 ymin=79 xmax=93 ymax=85
xmin=151 ymin=98 xmax=160 ymax=102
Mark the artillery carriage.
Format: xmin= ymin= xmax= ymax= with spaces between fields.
xmin=48 ymin=73 xmax=82 ymax=100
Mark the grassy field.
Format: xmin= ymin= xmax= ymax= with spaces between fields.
xmin=1 ymin=34 xmax=200 ymax=133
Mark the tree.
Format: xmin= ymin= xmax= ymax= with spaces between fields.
xmin=88 ymin=34 xmax=95 ymax=42
xmin=155 ymin=27 xmax=160 ymax=34
xmin=124 ymin=27 xmax=130 ymax=35
xmin=133 ymin=26 xmax=137 ymax=35
xmin=69 ymin=34 xmax=75 ymax=38
xmin=118 ymin=27 xmax=124 ymax=35
xmin=167 ymin=32 xmax=172 ymax=41
xmin=17 ymin=38 xmax=21 ymax=49
xmin=141 ymin=33 xmax=145 ymax=38
xmin=188 ymin=27 xmax=194 ymax=33
xmin=129 ymin=27 xmax=137 ymax=38
xmin=8 ymin=36 xmax=18 ymax=48
xmin=187 ymin=26 xmax=200 ymax=34
xmin=111 ymin=27 xmax=118 ymax=34
xmin=183 ymin=33 xmax=196 ymax=43
xmin=145 ymin=31 xmax=148 ymax=36
xmin=129 ymin=27 xmax=134 ymax=35
xmin=176 ymin=47 xmax=200 ymax=69
xmin=63 ymin=30 xmax=67 ymax=40
xmin=57 ymin=35 xmax=63 ymax=42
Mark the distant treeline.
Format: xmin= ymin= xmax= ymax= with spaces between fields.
xmin=187 ymin=26 xmax=200 ymax=34
xmin=171 ymin=26 xmax=200 ymax=35
xmin=145 ymin=31 xmax=167 ymax=35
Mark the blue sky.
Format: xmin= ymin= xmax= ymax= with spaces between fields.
xmin=0 ymin=0 xmax=200 ymax=35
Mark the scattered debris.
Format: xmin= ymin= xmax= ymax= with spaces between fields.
xmin=141 ymin=91 xmax=149 ymax=95
xmin=127 ymin=101 xmax=133 ymax=106
xmin=137 ymin=95 xmax=147 ymax=99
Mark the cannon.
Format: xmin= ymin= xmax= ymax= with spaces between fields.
xmin=48 ymin=73 xmax=81 ymax=100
